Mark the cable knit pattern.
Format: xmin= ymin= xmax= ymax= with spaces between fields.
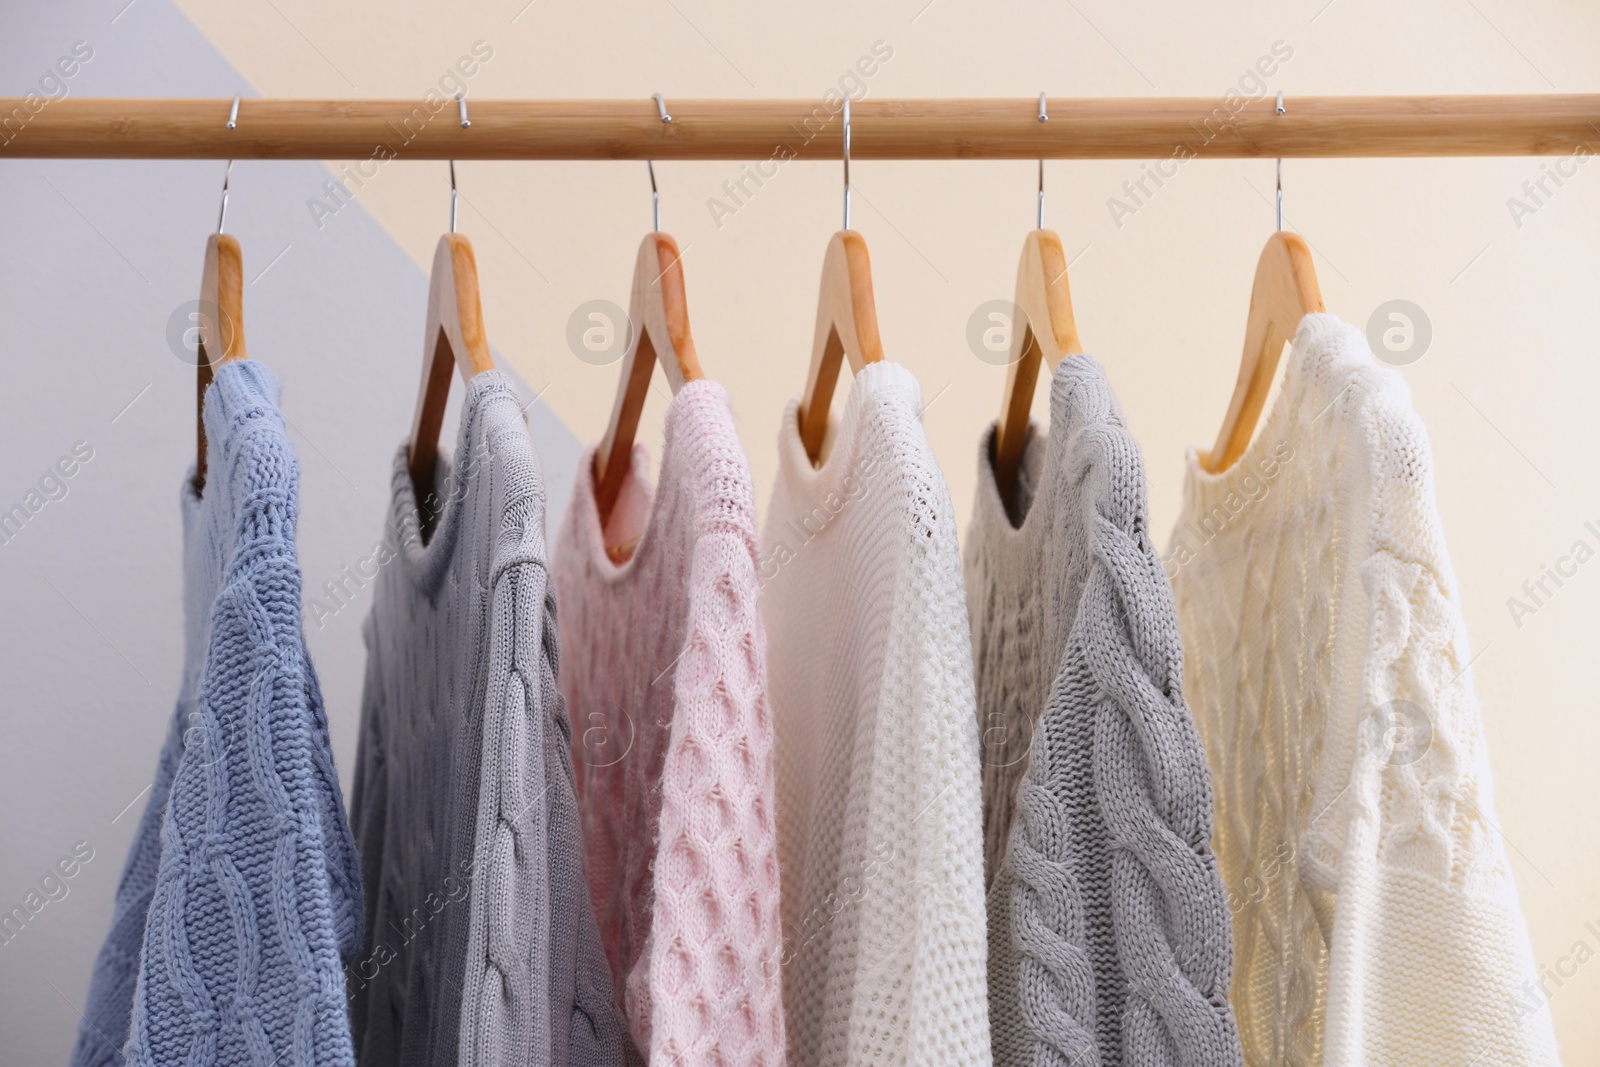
xmin=553 ymin=380 xmax=786 ymax=1067
xmin=348 ymin=370 xmax=627 ymax=1067
xmin=762 ymin=361 xmax=992 ymax=1067
xmin=966 ymin=356 xmax=1241 ymax=1067
xmin=1166 ymin=314 xmax=1562 ymax=1067
xmin=73 ymin=360 xmax=363 ymax=1067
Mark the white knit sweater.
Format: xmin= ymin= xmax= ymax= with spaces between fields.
xmin=761 ymin=361 xmax=992 ymax=1067
xmin=1166 ymin=314 xmax=1560 ymax=1067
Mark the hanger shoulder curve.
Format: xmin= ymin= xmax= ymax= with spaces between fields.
xmin=797 ymin=230 xmax=884 ymax=463
xmin=1204 ymin=230 xmax=1324 ymax=473
xmin=593 ymin=231 xmax=704 ymax=526
xmin=408 ymin=233 xmax=495 ymax=505
xmin=194 ymin=232 xmax=248 ymax=492
xmin=994 ymin=228 xmax=1081 ymax=503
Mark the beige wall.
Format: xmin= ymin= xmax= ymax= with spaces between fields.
xmin=171 ymin=0 xmax=1600 ymax=1058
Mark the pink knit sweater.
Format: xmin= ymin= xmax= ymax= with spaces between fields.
xmin=554 ymin=380 xmax=786 ymax=1067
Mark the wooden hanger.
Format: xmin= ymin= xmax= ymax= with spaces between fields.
xmin=796 ymin=98 xmax=884 ymax=465
xmin=193 ymin=159 xmax=248 ymax=494
xmin=593 ymin=230 xmax=704 ymax=529
xmin=993 ymin=227 xmax=1082 ymax=508
xmin=407 ymin=231 xmax=496 ymax=507
xmin=1202 ymin=230 xmax=1324 ymax=473
xmin=796 ymin=230 xmax=884 ymax=463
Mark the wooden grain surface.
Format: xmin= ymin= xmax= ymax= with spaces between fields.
xmin=2 ymin=96 xmax=1597 ymax=159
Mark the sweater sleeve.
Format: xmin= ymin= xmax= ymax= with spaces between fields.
xmin=638 ymin=526 xmax=786 ymax=1067
xmin=69 ymin=712 xmax=184 ymax=1067
xmin=999 ymin=364 xmax=1241 ymax=1067
xmin=1077 ymin=435 xmax=1242 ymax=1066
xmin=895 ymin=453 xmax=993 ymax=1067
xmin=126 ymin=561 xmax=359 ymax=1067
xmin=459 ymin=464 xmax=632 ymax=1067
xmin=1302 ymin=380 xmax=1561 ymax=1067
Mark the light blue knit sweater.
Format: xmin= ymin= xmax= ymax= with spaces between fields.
xmin=72 ymin=361 xmax=363 ymax=1067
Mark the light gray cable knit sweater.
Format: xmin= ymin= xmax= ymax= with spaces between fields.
xmin=348 ymin=371 xmax=628 ymax=1067
xmin=964 ymin=356 xmax=1242 ymax=1067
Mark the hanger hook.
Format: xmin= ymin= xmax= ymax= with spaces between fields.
xmin=648 ymin=160 xmax=660 ymax=233
xmin=1037 ymin=92 xmax=1048 ymax=231
xmin=218 ymin=97 xmax=238 ymax=235
xmin=1275 ymin=90 xmax=1285 ymax=232
xmin=457 ymin=92 xmax=470 ymax=129
xmin=449 ymin=159 xmax=459 ymax=234
xmin=842 ymin=96 xmax=852 ymax=231
xmin=217 ymin=159 xmax=233 ymax=235
xmin=647 ymin=94 xmax=669 ymax=232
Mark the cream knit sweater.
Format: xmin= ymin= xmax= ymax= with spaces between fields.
xmin=554 ymin=380 xmax=786 ymax=1067
xmin=761 ymin=361 xmax=992 ymax=1067
xmin=1166 ymin=314 xmax=1561 ymax=1067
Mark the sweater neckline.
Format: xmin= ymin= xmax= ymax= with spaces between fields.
xmin=973 ymin=353 xmax=1120 ymax=549
xmin=1181 ymin=312 xmax=1342 ymax=507
xmin=973 ymin=417 xmax=1044 ymax=550
xmin=774 ymin=359 xmax=920 ymax=500
xmin=391 ymin=369 xmax=520 ymax=594
xmin=568 ymin=378 xmax=723 ymax=586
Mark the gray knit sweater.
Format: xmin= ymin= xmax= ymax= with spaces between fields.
xmin=964 ymin=356 xmax=1242 ymax=1067
xmin=348 ymin=371 xmax=627 ymax=1067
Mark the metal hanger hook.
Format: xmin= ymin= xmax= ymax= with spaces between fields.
xmin=217 ymin=159 xmax=233 ymax=235
xmin=449 ymin=159 xmax=459 ymax=234
xmin=647 ymin=94 xmax=669 ymax=232
xmin=1037 ymin=92 xmax=1048 ymax=231
xmin=648 ymin=160 xmax=660 ymax=232
xmin=1275 ymin=90 xmax=1285 ymax=232
xmin=842 ymin=96 xmax=852 ymax=231
xmin=217 ymin=95 xmax=240 ymax=234
xmin=457 ymin=92 xmax=470 ymax=129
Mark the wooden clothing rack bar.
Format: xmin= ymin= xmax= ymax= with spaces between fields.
xmin=3 ymin=95 xmax=1598 ymax=160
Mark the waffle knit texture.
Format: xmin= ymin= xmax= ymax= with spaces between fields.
xmin=1166 ymin=314 xmax=1561 ymax=1067
xmin=966 ymin=355 xmax=1243 ymax=1067
xmin=554 ymin=379 xmax=786 ymax=1067
xmin=347 ymin=370 xmax=627 ymax=1067
xmin=761 ymin=360 xmax=992 ymax=1067
xmin=72 ymin=360 xmax=363 ymax=1067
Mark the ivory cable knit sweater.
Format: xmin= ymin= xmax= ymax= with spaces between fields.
xmin=554 ymin=380 xmax=785 ymax=1067
xmin=1166 ymin=314 xmax=1561 ymax=1067
xmin=762 ymin=361 xmax=992 ymax=1067
xmin=73 ymin=361 xmax=363 ymax=1067
xmin=348 ymin=371 xmax=626 ymax=1067
xmin=965 ymin=355 xmax=1242 ymax=1067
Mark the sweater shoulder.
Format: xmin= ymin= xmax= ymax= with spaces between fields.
xmin=855 ymin=370 xmax=962 ymax=544
xmin=663 ymin=380 xmax=760 ymax=547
